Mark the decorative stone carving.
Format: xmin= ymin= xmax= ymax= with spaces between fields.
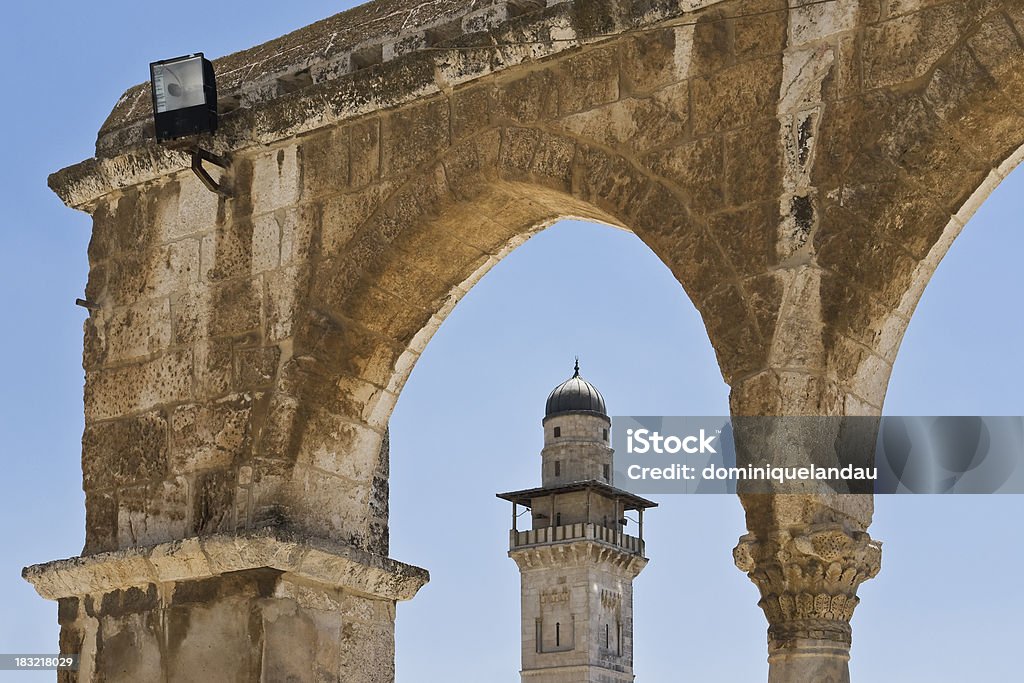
xmin=734 ymin=524 xmax=881 ymax=649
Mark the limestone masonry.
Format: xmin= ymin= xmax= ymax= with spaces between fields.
xmin=28 ymin=0 xmax=1024 ymax=680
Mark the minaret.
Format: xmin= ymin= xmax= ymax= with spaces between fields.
xmin=497 ymin=361 xmax=656 ymax=682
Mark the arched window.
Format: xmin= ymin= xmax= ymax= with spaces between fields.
xmin=556 ymin=622 xmax=561 ymax=647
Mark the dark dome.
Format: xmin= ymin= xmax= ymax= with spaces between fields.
xmin=545 ymin=361 xmax=607 ymax=417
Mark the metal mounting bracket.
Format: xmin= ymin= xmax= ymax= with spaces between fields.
xmin=191 ymin=148 xmax=231 ymax=196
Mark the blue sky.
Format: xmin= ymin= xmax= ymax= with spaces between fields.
xmin=0 ymin=2 xmax=1022 ymax=681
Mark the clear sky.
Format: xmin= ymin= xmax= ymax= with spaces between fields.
xmin=1 ymin=2 xmax=1022 ymax=682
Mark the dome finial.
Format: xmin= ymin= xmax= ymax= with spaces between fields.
xmin=573 ymin=357 xmax=580 ymax=377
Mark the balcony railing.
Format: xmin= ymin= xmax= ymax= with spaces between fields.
xmin=510 ymin=522 xmax=644 ymax=555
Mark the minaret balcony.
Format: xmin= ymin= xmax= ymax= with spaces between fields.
xmin=510 ymin=522 xmax=645 ymax=555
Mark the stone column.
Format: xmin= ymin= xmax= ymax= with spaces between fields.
xmin=734 ymin=520 xmax=881 ymax=683
xmin=728 ymin=382 xmax=883 ymax=681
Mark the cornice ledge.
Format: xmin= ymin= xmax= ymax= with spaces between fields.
xmin=22 ymin=528 xmax=430 ymax=602
xmin=49 ymin=0 xmax=722 ymax=212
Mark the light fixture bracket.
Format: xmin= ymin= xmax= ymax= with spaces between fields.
xmin=191 ymin=148 xmax=230 ymax=196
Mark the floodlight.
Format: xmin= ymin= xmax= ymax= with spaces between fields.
xmin=149 ymin=53 xmax=228 ymax=195
xmin=150 ymin=54 xmax=218 ymax=142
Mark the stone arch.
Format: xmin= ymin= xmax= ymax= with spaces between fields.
xmin=272 ymin=122 xmax=770 ymax=548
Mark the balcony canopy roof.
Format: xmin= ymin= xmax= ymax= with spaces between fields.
xmin=496 ymin=479 xmax=657 ymax=511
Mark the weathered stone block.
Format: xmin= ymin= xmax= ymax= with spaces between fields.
xmin=707 ymin=201 xmax=779 ymax=276
xmin=279 ymin=204 xmax=320 ymax=266
xmin=788 ymin=0 xmax=858 ymax=48
xmin=171 ymin=396 xmax=253 ymax=474
xmin=620 ymin=28 xmax=685 ymax=95
xmin=829 ymin=32 xmax=862 ymax=101
xmin=208 ymin=278 xmax=263 ymax=338
xmin=442 ymin=131 xmax=501 ymax=201
xmin=495 ymin=70 xmax=559 ymax=123
xmin=261 ymin=599 xmax=318 ymax=681
xmin=301 ymin=126 xmax=351 ymax=200
xmin=691 ymin=57 xmax=780 ymax=135
xmin=558 ymin=47 xmax=619 ymax=115
xmin=573 ymin=145 xmax=649 ymax=221
xmin=724 ymin=121 xmax=781 ymax=205
xmin=288 ymin=465 xmax=372 ymax=546
xmin=862 ymin=4 xmax=970 ymax=89
xmin=201 ymin=219 xmax=254 ymax=283
xmin=818 ymin=268 xmax=895 ymax=352
xmin=350 ymin=118 xmax=381 ymax=188
xmin=344 ymin=285 xmax=431 ymax=343
xmin=170 ymin=284 xmax=206 ymax=346
xmin=265 ymin=264 xmax=306 ymax=342
xmin=84 ymin=489 xmax=119 ymax=554
xmin=816 ymin=206 xmax=920 ymax=309
xmin=558 ymin=83 xmax=689 ymax=155
xmin=645 ymin=136 xmax=724 ymax=215
xmin=305 ymin=412 xmax=383 ymax=484
xmin=451 ymin=83 xmax=494 ymax=139
xmin=743 ymin=271 xmax=783 ymax=343
xmin=83 ymin=410 xmax=168 ymax=491
xmin=192 ymin=468 xmax=236 ymax=534
xmin=691 ymin=10 xmax=733 ymax=75
xmin=147 ymin=238 xmax=201 ymax=298
xmin=234 ymin=345 xmax=280 ymax=389
xmin=734 ymin=1 xmax=786 ymax=59
xmin=151 ymin=176 xmax=222 ymax=247
xmin=527 ymin=130 xmax=577 ymax=193
xmin=499 ymin=126 xmax=541 ymax=175
xmin=174 ymin=174 xmax=224 ymax=240
xmin=117 ymin=476 xmax=190 ymax=547
xmin=93 ymin=610 xmax=163 ymax=682
xmin=700 ymin=284 xmax=765 ymax=382
xmin=381 ymin=97 xmax=450 ymax=177
xmin=194 ymin=339 xmax=233 ymax=398
xmin=319 ymin=183 xmax=395 ymax=256
xmin=84 ymin=350 xmax=194 ymax=421
xmin=251 ymin=147 xmax=301 ymax=216
xmin=251 ymin=212 xmax=282 ymax=273
xmin=102 ymin=299 xmax=173 ymax=363
xmin=885 ymin=0 xmax=956 ymax=19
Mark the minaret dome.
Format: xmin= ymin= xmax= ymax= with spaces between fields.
xmin=544 ymin=359 xmax=607 ymax=417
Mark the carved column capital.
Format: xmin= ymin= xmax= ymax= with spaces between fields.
xmin=734 ymin=524 xmax=881 ymax=650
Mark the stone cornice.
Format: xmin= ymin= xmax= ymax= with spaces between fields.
xmin=48 ymin=0 xmax=725 ymax=211
xmin=509 ymin=538 xmax=648 ymax=575
xmin=22 ymin=528 xmax=429 ymax=602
